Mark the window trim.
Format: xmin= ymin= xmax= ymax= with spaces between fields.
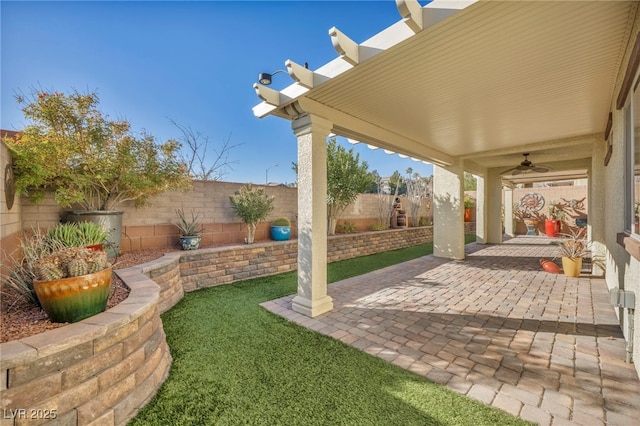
xmin=617 ymin=31 xmax=640 ymax=259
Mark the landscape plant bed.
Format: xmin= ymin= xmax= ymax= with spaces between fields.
xmin=0 ymin=248 xmax=171 ymax=342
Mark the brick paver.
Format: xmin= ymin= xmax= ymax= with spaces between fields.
xmin=261 ymin=237 xmax=640 ymax=425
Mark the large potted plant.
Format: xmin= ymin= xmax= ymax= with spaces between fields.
xmin=556 ymin=228 xmax=589 ymax=277
xmin=545 ymin=201 xmax=565 ymax=237
xmin=32 ymin=246 xmax=112 ymax=323
xmin=229 ymin=184 xmax=274 ymax=244
xmin=3 ymin=89 xmax=192 ymax=256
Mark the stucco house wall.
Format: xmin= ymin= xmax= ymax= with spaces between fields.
xmin=604 ymin=6 xmax=640 ymax=372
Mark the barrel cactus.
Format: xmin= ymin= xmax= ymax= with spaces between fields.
xmin=33 ymin=246 xmax=110 ymax=281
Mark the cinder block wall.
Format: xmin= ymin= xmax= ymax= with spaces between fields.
xmin=3 ymin=163 xmax=433 ymax=252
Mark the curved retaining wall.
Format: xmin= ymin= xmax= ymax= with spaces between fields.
xmin=0 ymin=270 xmax=172 ymax=426
xmin=0 ymin=227 xmax=432 ymax=425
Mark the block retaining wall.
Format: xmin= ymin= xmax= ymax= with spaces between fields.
xmin=0 ymin=226 xmax=432 ymax=425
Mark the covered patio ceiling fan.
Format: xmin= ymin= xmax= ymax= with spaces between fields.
xmin=500 ymin=153 xmax=551 ymax=175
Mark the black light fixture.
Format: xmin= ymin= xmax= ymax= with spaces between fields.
xmin=258 ymin=70 xmax=287 ymax=85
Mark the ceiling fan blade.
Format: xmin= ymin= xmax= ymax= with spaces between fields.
xmin=500 ymin=167 xmax=518 ymax=175
xmin=532 ymin=165 xmax=551 ymax=173
xmin=511 ymin=169 xmax=522 ymax=176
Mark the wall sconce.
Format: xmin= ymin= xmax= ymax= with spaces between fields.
xmin=258 ymin=70 xmax=287 ymax=85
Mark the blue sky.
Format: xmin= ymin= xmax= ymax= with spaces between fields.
xmin=1 ymin=1 xmax=434 ymax=185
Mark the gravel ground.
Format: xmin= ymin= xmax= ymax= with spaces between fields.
xmin=0 ymin=248 xmax=174 ymax=343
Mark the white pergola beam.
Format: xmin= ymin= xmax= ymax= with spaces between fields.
xmin=396 ymin=0 xmax=423 ymax=33
xmin=285 ymin=60 xmax=315 ymax=89
xmin=253 ymin=83 xmax=293 ymax=107
xmin=329 ymin=27 xmax=360 ymax=65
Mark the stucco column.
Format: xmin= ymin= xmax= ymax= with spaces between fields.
xmin=589 ymin=149 xmax=605 ymax=276
xmin=291 ymin=114 xmax=334 ymax=317
xmin=484 ymin=168 xmax=504 ymax=243
xmin=504 ymin=187 xmax=515 ymax=238
xmin=475 ymin=174 xmax=487 ymax=244
xmin=433 ymin=162 xmax=465 ymax=259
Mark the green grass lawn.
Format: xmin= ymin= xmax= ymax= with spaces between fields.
xmin=130 ymin=235 xmax=532 ymax=426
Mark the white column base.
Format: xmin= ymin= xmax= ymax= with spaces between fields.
xmin=292 ymin=294 xmax=334 ymax=318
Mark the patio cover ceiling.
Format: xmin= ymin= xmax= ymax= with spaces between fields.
xmin=253 ymin=0 xmax=638 ymax=180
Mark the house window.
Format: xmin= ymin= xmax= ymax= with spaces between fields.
xmin=625 ymin=77 xmax=640 ymax=236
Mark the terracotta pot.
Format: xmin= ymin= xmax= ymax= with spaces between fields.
xmin=464 ymin=208 xmax=472 ymax=222
xmin=540 ymin=259 xmax=561 ymax=274
xmin=545 ymin=219 xmax=561 ymax=237
xmin=561 ymin=257 xmax=582 ymax=278
xmin=34 ymin=267 xmax=112 ymax=323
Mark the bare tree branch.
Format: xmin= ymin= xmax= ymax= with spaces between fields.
xmin=168 ymin=118 xmax=242 ymax=181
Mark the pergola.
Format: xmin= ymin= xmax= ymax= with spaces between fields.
xmin=252 ymin=0 xmax=637 ymax=317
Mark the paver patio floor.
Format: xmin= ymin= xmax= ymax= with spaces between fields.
xmin=261 ymin=237 xmax=640 ymax=425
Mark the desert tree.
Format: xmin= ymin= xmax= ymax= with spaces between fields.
xmin=169 ymin=118 xmax=241 ymax=181
xmin=292 ymin=137 xmax=372 ymax=235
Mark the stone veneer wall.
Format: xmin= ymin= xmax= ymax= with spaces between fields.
xmin=0 ymin=226 xmax=432 ymax=425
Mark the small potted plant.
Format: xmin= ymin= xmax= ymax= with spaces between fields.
xmin=556 ymin=228 xmax=590 ymax=277
xmin=32 ymin=246 xmax=112 ymax=323
xmin=229 ymin=184 xmax=274 ymax=244
xmin=270 ymin=217 xmax=291 ymax=241
xmin=545 ymin=201 xmax=565 ymax=237
xmin=175 ymin=208 xmax=203 ymax=250
xmin=635 ymin=201 xmax=640 ymax=233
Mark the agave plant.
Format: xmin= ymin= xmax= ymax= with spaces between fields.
xmin=175 ymin=208 xmax=203 ymax=237
xmin=45 ymin=221 xmax=110 ymax=247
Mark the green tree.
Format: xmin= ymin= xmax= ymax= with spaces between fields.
xmin=389 ymin=170 xmax=407 ymax=195
xmin=4 ymin=89 xmax=191 ymax=210
xmin=292 ymin=138 xmax=372 ymax=235
xmin=229 ymin=184 xmax=274 ymax=243
xmin=464 ymin=172 xmax=477 ymax=191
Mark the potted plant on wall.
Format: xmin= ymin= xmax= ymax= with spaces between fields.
xmin=3 ymin=89 xmax=192 ymax=256
xmin=32 ymin=246 xmax=112 ymax=323
xmin=175 ymin=208 xmax=203 ymax=250
xmin=229 ymin=184 xmax=274 ymax=244
xmin=545 ymin=201 xmax=565 ymax=237
xmin=270 ymin=217 xmax=291 ymax=241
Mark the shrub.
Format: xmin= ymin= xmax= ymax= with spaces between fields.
xmin=338 ymin=221 xmax=357 ymax=234
xmin=272 ymin=217 xmax=291 ymax=227
xmin=229 ymin=184 xmax=274 ymax=244
xmin=370 ymin=222 xmax=387 ymax=231
xmin=418 ymin=217 xmax=431 ymax=226
xmin=4 ymin=89 xmax=192 ymax=210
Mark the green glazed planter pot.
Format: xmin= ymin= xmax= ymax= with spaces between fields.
xmin=34 ymin=267 xmax=112 ymax=323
